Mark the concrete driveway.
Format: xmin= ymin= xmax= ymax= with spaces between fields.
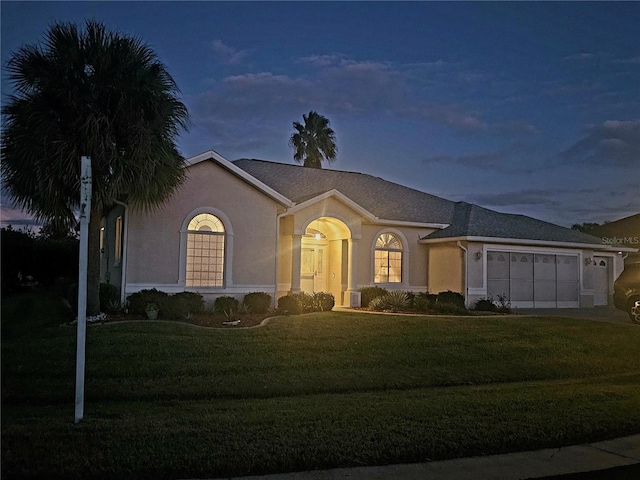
xmin=513 ymin=306 xmax=634 ymax=325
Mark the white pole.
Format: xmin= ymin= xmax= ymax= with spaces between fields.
xmin=75 ymin=156 xmax=92 ymax=423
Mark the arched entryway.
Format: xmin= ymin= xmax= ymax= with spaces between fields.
xmin=293 ymin=216 xmax=358 ymax=306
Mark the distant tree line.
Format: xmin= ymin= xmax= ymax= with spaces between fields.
xmin=571 ymin=222 xmax=601 ymax=234
xmin=1 ymin=225 xmax=79 ymax=297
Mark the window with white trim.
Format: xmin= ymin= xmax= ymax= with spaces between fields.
xmin=186 ymin=213 xmax=225 ymax=287
xmin=374 ymin=233 xmax=403 ymax=283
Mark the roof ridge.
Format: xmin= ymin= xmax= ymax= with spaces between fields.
xmin=233 ymin=158 xmax=370 ymax=177
xmin=234 ymin=158 xmax=456 ymax=204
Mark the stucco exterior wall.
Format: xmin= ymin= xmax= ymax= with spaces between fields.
xmin=427 ymin=243 xmax=464 ymax=295
xmin=125 ymin=160 xmax=280 ymax=297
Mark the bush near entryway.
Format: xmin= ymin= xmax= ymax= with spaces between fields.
xmin=277 ymin=292 xmax=335 ymax=315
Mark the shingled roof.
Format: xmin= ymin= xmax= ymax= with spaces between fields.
xmin=232 ymin=158 xmax=605 ymax=247
xmin=422 ymin=202 xmax=604 ymax=245
xmin=233 ymin=159 xmax=455 ymax=224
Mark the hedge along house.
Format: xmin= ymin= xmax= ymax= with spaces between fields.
xmin=100 ymin=150 xmax=634 ymax=309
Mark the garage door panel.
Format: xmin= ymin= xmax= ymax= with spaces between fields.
xmin=534 ymin=254 xmax=557 ymax=305
xmin=488 ymin=279 xmax=510 ymax=301
xmin=487 ymin=251 xmax=580 ymax=308
xmin=593 ymin=257 xmax=610 ymax=306
xmin=557 ymin=255 xmax=579 ymax=306
xmin=510 ymin=253 xmax=533 ymax=303
xmin=487 ymin=252 xmax=510 ymax=301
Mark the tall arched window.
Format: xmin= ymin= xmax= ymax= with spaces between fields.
xmin=186 ymin=213 xmax=225 ymax=287
xmin=374 ymin=233 xmax=403 ymax=283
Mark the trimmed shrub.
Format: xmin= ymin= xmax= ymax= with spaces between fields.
xmin=412 ymin=293 xmax=435 ymax=312
xmin=243 ymin=292 xmax=272 ymax=314
xmin=164 ymin=292 xmax=205 ymax=319
xmin=277 ymin=294 xmax=301 ymax=315
xmin=437 ymin=290 xmax=465 ymax=309
xmin=312 ymin=292 xmax=335 ymax=311
xmin=100 ymin=283 xmax=121 ymax=314
xmin=474 ymin=297 xmax=497 ymax=312
xmin=276 ymin=292 xmax=335 ymax=315
xmin=126 ymin=289 xmax=169 ymax=316
xmin=214 ymin=296 xmax=239 ymax=315
xmin=360 ymin=286 xmax=388 ymax=307
xmin=295 ymin=292 xmax=316 ymax=313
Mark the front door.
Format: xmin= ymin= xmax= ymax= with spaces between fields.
xmin=300 ymin=245 xmax=327 ymax=293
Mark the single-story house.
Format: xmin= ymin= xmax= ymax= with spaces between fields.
xmin=100 ymin=150 xmax=635 ymax=309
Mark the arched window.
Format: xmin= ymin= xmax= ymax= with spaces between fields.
xmin=374 ymin=233 xmax=403 ymax=283
xmin=186 ymin=213 xmax=225 ymax=287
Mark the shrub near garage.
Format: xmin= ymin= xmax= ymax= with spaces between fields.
xmin=436 ymin=290 xmax=465 ymax=309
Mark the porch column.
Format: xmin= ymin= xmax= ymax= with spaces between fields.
xmin=290 ymin=234 xmax=302 ymax=294
xmin=346 ymin=238 xmax=361 ymax=307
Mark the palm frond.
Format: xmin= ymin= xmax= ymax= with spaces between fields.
xmin=288 ymin=111 xmax=337 ymax=169
xmin=1 ymin=20 xmax=189 ymax=225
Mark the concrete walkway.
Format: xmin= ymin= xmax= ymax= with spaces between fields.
xmin=213 ymin=435 xmax=640 ymax=480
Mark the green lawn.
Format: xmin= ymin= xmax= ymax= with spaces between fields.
xmin=2 ymin=293 xmax=640 ymax=479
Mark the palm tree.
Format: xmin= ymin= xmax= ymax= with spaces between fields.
xmin=289 ymin=111 xmax=337 ymax=168
xmin=1 ymin=21 xmax=189 ymax=315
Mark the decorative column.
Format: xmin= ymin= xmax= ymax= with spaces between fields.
xmin=290 ymin=234 xmax=302 ymax=294
xmin=346 ymin=238 xmax=361 ymax=307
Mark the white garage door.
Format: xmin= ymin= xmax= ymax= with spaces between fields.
xmin=593 ymin=257 xmax=610 ymax=306
xmin=487 ymin=251 xmax=579 ymax=308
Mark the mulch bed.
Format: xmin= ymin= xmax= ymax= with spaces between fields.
xmin=99 ymin=312 xmax=270 ymax=329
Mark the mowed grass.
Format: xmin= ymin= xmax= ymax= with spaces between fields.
xmin=2 ymin=293 xmax=640 ymax=479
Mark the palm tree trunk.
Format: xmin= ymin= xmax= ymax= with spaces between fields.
xmin=86 ymin=207 xmax=102 ymax=316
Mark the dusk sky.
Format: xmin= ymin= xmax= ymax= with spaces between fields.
xmin=1 ymin=1 xmax=639 ymax=229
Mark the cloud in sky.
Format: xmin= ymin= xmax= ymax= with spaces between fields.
xmin=422 ymin=144 xmax=535 ymax=173
xmin=458 ymin=183 xmax=639 ymax=226
xmin=210 ymin=39 xmax=248 ymax=64
xmin=463 ymin=189 xmax=562 ymax=207
xmin=559 ymin=120 xmax=640 ymax=167
xmin=188 ymin=52 xmax=540 ymax=152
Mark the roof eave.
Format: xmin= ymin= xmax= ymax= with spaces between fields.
xmin=370 ymin=219 xmax=449 ymax=229
xmin=419 ymin=235 xmax=637 ymax=252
